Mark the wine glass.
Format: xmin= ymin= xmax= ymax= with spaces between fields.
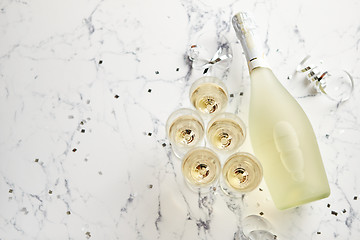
xmin=206 ymin=113 xmax=246 ymax=153
xmin=220 ymin=152 xmax=263 ymax=197
xmin=181 ymin=147 xmax=221 ymax=194
xmin=166 ymin=108 xmax=205 ymax=158
xmin=189 ymin=76 xmax=229 ymax=117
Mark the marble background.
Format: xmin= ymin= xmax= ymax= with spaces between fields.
xmin=0 ymin=0 xmax=359 ymax=239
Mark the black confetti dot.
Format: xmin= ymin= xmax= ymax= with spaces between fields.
xmin=148 ymin=89 xmax=152 ymax=93
xmin=34 ymin=158 xmax=39 ymax=162
xmin=317 ymin=232 xmax=321 ymax=234
xmin=9 ymin=189 xmax=13 ymax=193
xmin=66 ymin=211 xmax=71 ymax=215
xmin=162 ymin=143 xmax=166 ymax=147
xmin=325 ymin=134 xmax=330 ymax=139
xmin=354 ymin=196 xmax=358 ymax=200
xmin=342 ymin=209 xmax=347 ymax=213
xmin=114 ymin=95 xmax=119 ymax=98
xmin=148 ymin=133 xmax=152 ymax=136
xmin=81 ymin=129 xmax=85 ymax=133
xmin=99 ymin=60 xmax=103 ymax=64
xmin=72 ymin=148 xmax=77 ymax=152
xmin=331 ymin=210 xmax=338 ymax=216
xmin=259 ymin=212 xmax=264 ymax=216
xmin=239 ymin=92 xmax=244 ymax=96
xmin=176 ymin=68 xmax=179 ymax=71
xmin=48 ymin=190 xmax=53 ymax=194
xmin=230 ymin=93 xmax=234 ymax=98
xmin=148 ymin=184 xmax=153 ymax=189
xmin=155 ymin=71 xmax=159 ymax=74
xmin=259 ymin=188 xmax=263 ymax=191
xmin=327 ymin=203 xmax=331 ymax=208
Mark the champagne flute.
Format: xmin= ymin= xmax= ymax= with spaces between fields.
xmin=189 ymin=76 xmax=228 ymax=117
xmin=166 ymin=108 xmax=205 ymax=158
xmin=182 ymin=147 xmax=221 ymax=194
xmin=221 ymin=152 xmax=263 ymax=197
xmin=207 ymin=113 xmax=246 ymax=153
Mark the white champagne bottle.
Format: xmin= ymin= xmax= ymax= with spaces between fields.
xmin=232 ymin=12 xmax=330 ymax=210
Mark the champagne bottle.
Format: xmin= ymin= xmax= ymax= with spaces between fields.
xmin=232 ymin=12 xmax=330 ymax=210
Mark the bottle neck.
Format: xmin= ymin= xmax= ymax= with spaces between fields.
xmin=232 ymin=13 xmax=270 ymax=72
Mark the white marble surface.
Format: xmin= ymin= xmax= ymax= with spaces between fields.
xmin=0 ymin=0 xmax=360 ymax=239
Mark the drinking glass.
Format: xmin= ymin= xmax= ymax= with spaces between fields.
xmin=166 ymin=108 xmax=205 ymax=158
xmin=182 ymin=147 xmax=221 ymax=194
xmin=220 ymin=152 xmax=263 ymax=197
xmin=189 ymin=76 xmax=229 ymax=117
xmin=207 ymin=113 xmax=246 ymax=153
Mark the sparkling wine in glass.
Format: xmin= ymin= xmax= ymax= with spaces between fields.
xmin=182 ymin=147 xmax=221 ymax=193
xmin=221 ymin=152 xmax=263 ymax=197
xmin=166 ymin=108 xmax=205 ymax=158
xmin=207 ymin=113 xmax=246 ymax=153
xmin=190 ymin=76 xmax=228 ymax=116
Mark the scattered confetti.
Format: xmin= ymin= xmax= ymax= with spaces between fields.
xmin=239 ymin=92 xmax=244 ymax=96
xmin=331 ymin=210 xmax=338 ymax=216
xmin=98 ymin=171 xmax=103 ymax=175
xmin=342 ymin=209 xmax=347 ymax=213
xmin=148 ymin=184 xmax=153 ymax=189
xmin=66 ymin=211 xmax=71 ymax=215
xmin=317 ymin=232 xmax=321 ymax=234
xmin=85 ymin=231 xmax=91 ymax=239
xmin=287 ymin=75 xmax=292 ymax=80
xmin=148 ymin=89 xmax=152 ymax=93
xmin=9 ymin=189 xmax=13 ymax=193
xmin=162 ymin=143 xmax=166 ymax=147
xmin=325 ymin=134 xmax=330 ymax=139
xmin=155 ymin=71 xmax=159 ymax=74
xmin=354 ymin=196 xmax=358 ymax=200
xmin=327 ymin=203 xmax=331 ymax=208
xmin=48 ymin=190 xmax=53 ymax=194
xmin=81 ymin=129 xmax=85 ymax=133
xmin=35 ymin=158 xmax=39 ymax=162
xmin=176 ymin=68 xmax=179 ymax=71
xmin=230 ymin=93 xmax=234 ymax=98
xmin=99 ymin=60 xmax=103 ymax=64
xmin=148 ymin=133 xmax=152 ymax=136
xmin=72 ymin=148 xmax=77 ymax=152
xmin=259 ymin=212 xmax=264 ymax=216
xmin=114 ymin=95 xmax=119 ymax=99
xmin=259 ymin=188 xmax=263 ymax=191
